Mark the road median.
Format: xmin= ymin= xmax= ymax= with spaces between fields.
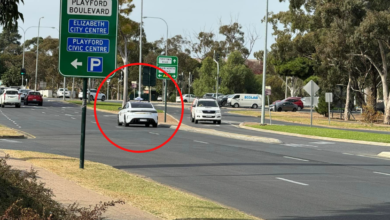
xmin=240 ymin=122 xmax=390 ymax=147
xmin=0 ymin=125 xmax=27 ymax=139
xmin=2 ymin=150 xmax=260 ymax=220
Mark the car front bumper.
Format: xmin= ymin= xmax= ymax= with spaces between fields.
xmin=195 ymin=113 xmax=222 ymax=121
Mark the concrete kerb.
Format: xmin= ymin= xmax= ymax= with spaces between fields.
xmin=240 ymin=122 xmax=390 ymax=147
xmin=378 ymin=152 xmax=390 ymax=159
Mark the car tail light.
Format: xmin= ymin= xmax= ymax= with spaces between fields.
xmin=4 ymin=93 xmax=6 ymax=100
xmin=18 ymin=94 xmax=21 ymax=100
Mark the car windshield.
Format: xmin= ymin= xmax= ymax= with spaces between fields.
xmin=197 ymin=101 xmax=218 ymax=107
xmin=228 ymin=95 xmax=234 ymax=98
xmin=90 ymin=89 xmax=97 ymax=92
xmin=6 ymin=91 xmax=18 ymax=95
xmin=59 ymin=89 xmax=63 ymax=91
xmin=131 ymin=102 xmax=153 ymax=108
xmin=29 ymin=92 xmax=40 ymax=96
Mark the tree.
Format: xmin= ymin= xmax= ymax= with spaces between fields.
xmin=0 ymin=0 xmax=24 ymax=30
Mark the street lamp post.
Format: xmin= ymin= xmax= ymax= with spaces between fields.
xmin=143 ymin=15 xmax=169 ymax=117
xmin=35 ymin=17 xmax=44 ymax=91
xmin=260 ymin=0 xmax=269 ymax=124
xmin=138 ymin=0 xmax=143 ymax=99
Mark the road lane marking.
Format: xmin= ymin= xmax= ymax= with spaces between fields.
xmin=374 ymin=172 xmax=390 ymax=176
xmin=65 ymin=114 xmax=73 ymax=116
xmin=71 ymin=117 xmax=76 ymax=120
xmin=310 ymin=142 xmax=335 ymax=145
xmin=343 ymin=153 xmax=354 ymax=155
xmin=91 ymin=121 xmax=96 ymax=123
xmin=276 ymin=177 xmax=308 ymax=186
xmin=283 ymin=156 xmax=309 ymax=162
xmin=0 ymin=139 xmax=21 ymax=143
xmin=42 ymin=112 xmax=46 ymax=114
xmin=194 ymin=140 xmax=209 ymax=144
xmin=149 ymin=132 xmax=159 ymax=135
xmin=282 ymin=144 xmax=318 ymax=148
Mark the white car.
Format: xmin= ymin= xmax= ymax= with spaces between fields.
xmin=176 ymin=94 xmax=196 ymax=103
xmin=190 ymin=98 xmax=222 ymax=124
xmin=57 ymin=88 xmax=70 ymax=98
xmin=79 ymin=89 xmax=106 ymax=101
xmin=118 ymin=101 xmax=158 ymax=127
xmin=19 ymin=89 xmax=31 ymax=101
xmin=157 ymin=95 xmax=162 ymax=101
xmin=0 ymin=89 xmax=21 ymax=108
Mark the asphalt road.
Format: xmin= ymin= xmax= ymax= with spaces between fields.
xmin=1 ymin=99 xmax=390 ymax=220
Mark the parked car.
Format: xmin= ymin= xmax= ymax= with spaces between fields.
xmin=157 ymin=95 xmax=162 ymax=101
xmin=217 ymin=94 xmax=230 ymax=107
xmin=190 ymin=98 xmax=222 ymax=124
xmin=79 ymin=89 xmax=106 ymax=101
xmin=24 ymin=91 xmax=43 ymax=106
xmin=271 ymin=101 xmax=298 ymax=112
xmin=176 ymin=94 xmax=196 ymax=103
xmin=0 ymin=88 xmax=21 ymax=108
xmin=19 ymin=89 xmax=31 ymax=101
xmin=230 ymin=94 xmax=262 ymax=108
xmin=203 ymin=93 xmax=223 ymax=99
xmin=117 ymin=101 xmax=158 ymax=127
xmin=272 ymin=97 xmax=304 ymax=110
xmin=56 ymin=88 xmax=70 ymax=98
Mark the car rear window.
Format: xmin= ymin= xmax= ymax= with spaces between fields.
xmin=197 ymin=101 xmax=218 ymax=107
xmin=29 ymin=92 xmax=41 ymax=96
xmin=6 ymin=91 xmax=18 ymax=95
xmin=131 ymin=102 xmax=153 ymax=108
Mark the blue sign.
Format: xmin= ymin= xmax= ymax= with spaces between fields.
xmin=69 ymin=19 xmax=109 ymax=35
xmin=67 ymin=37 xmax=109 ymax=53
xmin=244 ymin=95 xmax=259 ymax=100
xmin=88 ymin=57 xmax=103 ymax=73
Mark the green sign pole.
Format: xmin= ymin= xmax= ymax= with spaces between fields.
xmin=156 ymin=56 xmax=178 ymax=122
xmin=60 ymin=0 xmax=118 ymax=168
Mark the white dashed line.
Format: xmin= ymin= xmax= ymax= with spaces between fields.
xmin=42 ymin=112 xmax=46 ymax=114
xmin=71 ymin=117 xmax=76 ymax=120
xmin=343 ymin=153 xmax=354 ymax=156
xmin=194 ymin=140 xmax=209 ymax=144
xmin=0 ymin=139 xmax=21 ymax=143
xmin=283 ymin=156 xmax=309 ymax=162
xmin=149 ymin=132 xmax=159 ymax=135
xmin=374 ymin=172 xmax=390 ymax=176
xmin=276 ymin=177 xmax=308 ymax=186
xmin=310 ymin=142 xmax=335 ymax=145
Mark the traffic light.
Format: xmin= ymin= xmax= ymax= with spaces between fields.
xmin=178 ymin=74 xmax=183 ymax=81
xmin=215 ymin=53 xmax=220 ymax=62
xmin=21 ymin=68 xmax=26 ymax=75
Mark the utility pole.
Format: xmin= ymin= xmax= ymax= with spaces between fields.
xmin=138 ymin=0 xmax=143 ymax=99
xmin=63 ymin=77 xmax=66 ymax=100
xmin=72 ymin=78 xmax=74 ymax=99
xmin=35 ymin=17 xmax=44 ymax=91
xmin=188 ymin=72 xmax=191 ymax=95
xmin=213 ymin=51 xmax=220 ymax=98
xmin=260 ymin=0 xmax=269 ymax=124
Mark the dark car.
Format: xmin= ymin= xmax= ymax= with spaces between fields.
xmin=273 ymin=97 xmax=304 ymax=110
xmin=271 ymin=101 xmax=298 ymax=112
xmin=24 ymin=91 xmax=43 ymax=106
xmin=217 ymin=94 xmax=231 ymax=107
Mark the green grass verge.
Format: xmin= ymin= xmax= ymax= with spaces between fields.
xmin=67 ymin=100 xmax=163 ymax=113
xmin=4 ymin=150 xmax=259 ymax=220
xmin=248 ymin=125 xmax=390 ymax=143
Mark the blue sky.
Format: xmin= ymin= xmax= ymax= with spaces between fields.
xmin=14 ymin=0 xmax=289 ymax=58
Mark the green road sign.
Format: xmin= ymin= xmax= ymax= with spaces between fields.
xmin=156 ymin=56 xmax=178 ymax=80
xmin=59 ymin=0 xmax=118 ymax=78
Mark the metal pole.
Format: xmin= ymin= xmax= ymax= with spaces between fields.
xmin=63 ymin=77 xmax=66 ymax=100
xmin=260 ymin=0 xmax=269 ymax=124
xmin=22 ymin=75 xmax=24 ymax=87
xmin=268 ymin=95 xmax=272 ymax=125
xmin=181 ymin=72 xmax=183 ymax=94
xmin=72 ymin=78 xmax=74 ymax=99
xmin=164 ymin=80 xmax=167 ymax=122
xmin=310 ymin=85 xmax=313 ymax=127
xmin=79 ymin=78 xmax=88 ymax=169
xmin=328 ymin=100 xmax=330 ymax=125
xmin=138 ymin=0 xmax=143 ymax=98
xmin=107 ymin=81 xmax=110 ymax=100
xmin=213 ymin=52 xmax=219 ymax=99
xmin=188 ymin=72 xmax=191 ymax=96
xmin=35 ymin=17 xmax=44 ymax=91
xmin=88 ymin=78 xmax=91 ymax=104
xmin=285 ymin=76 xmax=288 ymax=99
xmin=149 ymin=68 xmax=151 ymax=102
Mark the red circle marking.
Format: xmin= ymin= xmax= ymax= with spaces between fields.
xmin=94 ymin=63 xmax=184 ymax=153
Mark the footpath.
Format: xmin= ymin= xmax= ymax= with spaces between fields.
xmin=1 ymin=151 xmax=158 ymax=220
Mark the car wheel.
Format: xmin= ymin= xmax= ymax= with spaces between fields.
xmin=79 ymin=98 xmax=82 ymax=100
xmin=101 ymin=96 xmax=106 ymax=102
xmin=217 ymin=120 xmax=221 ymax=124
xmin=123 ymin=116 xmax=129 ymax=127
xmin=118 ymin=116 xmax=123 ymax=126
xmin=15 ymin=104 xmax=20 ymax=108
xmin=298 ymin=106 xmax=302 ymax=111
xmin=1 ymin=104 xmax=3 ymax=108
xmin=234 ymin=103 xmax=239 ymax=108
xmin=278 ymin=107 xmax=282 ymax=112
xmin=252 ymin=104 xmax=258 ymax=109
xmin=293 ymin=108 xmax=297 ymax=112
xmin=153 ymin=123 xmax=158 ymax=127
xmin=90 ymin=96 xmax=94 ymax=101
xmin=195 ymin=120 xmax=198 ymax=124
xmin=221 ymin=101 xmax=226 ymax=107
xmin=191 ymin=115 xmax=195 ymax=123
xmin=38 ymin=102 xmax=42 ymax=106
xmin=145 ymin=123 xmax=150 ymax=127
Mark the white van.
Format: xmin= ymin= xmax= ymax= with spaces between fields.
xmin=230 ymin=94 xmax=262 ymax=108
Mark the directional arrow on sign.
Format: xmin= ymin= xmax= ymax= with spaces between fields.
xmin=158 ymin=74 xmax=162 ymax=77
xmin=71 ymin=59 xmax=82 ymax=69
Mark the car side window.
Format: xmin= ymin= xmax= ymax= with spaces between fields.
xmin=233 ymin=95 xmax=240 ymax=99
xmin=125 ymin=103 xmax=129 ymax=109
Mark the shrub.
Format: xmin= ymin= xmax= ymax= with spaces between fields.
xmin=0 ymin=155 xmax=124 ymax=220
xmin=362 ymin=104 xmax=383 ymax=124
xmin=169 ymin=94 xmax=176 ymax=102
xmin=315 ymin=95 xmax=329 ymax=117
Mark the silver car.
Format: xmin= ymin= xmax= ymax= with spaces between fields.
xmin=271 ymin=101 xmax=298 ymax=112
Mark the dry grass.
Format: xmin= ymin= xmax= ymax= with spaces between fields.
xmin=3 ymin=150 xmax=260 ymax=220
xmin=230 ymin=111 xmax=390 ymax=132
xmin=0 ymin=125 xmax=22 ymax=137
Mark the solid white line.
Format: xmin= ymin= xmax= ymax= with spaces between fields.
xmin=194 ymin=140 xmax=209 ymax=144
xmin=91 ymin=121 xmax=96 ymax=123
xmin=283 ymin=156 xmax=309 ymax=162
xmin=71 ymin=117 xmax=76 ymax=120
xmin=149 ymin=132 xmax=159 ymax=135
xmin=373 ymin=172 xmax=390 ymax=176
xmin=0 ymin=139 xmax=20 ymax=143
xmin=276 ymin=177 xmax=308 ymax=186
xmin=343 ymin=153 xmax=354 ymax=155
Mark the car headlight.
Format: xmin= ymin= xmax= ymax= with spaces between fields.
xmin=196 ymin=110 xmax=202 ymax=113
